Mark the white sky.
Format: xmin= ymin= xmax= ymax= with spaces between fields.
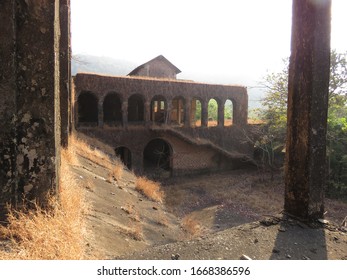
xmin=71 ymin=0 xmax=347 ymax=100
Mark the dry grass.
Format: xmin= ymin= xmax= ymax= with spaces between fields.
xmin=0 ymin=148 xmax=87 ymax=260
xmin=135 ymin=177 xmax=164 ymax=203
xmin=181 ymin=216 xmax=203 ymax=237
xmin=71 ymin=134 xmax=124 ymax=181
xmin=124 ymin=223 xmax=144 ymax=241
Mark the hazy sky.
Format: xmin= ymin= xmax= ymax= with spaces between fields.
xmin=71 ymin=0 xmax=347 ymax=104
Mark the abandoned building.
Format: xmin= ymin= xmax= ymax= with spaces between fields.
xmin=73 ymin=55 xmax=253 ymax=176
xmin=0 ymin=0 xmax=332 ymax=224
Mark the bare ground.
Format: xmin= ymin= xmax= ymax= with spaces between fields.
xmin=73 ymin=155 xmax=347 ymax=260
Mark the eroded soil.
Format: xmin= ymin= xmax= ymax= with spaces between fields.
xmin=74 ymin=156 xmax=347 ymax=260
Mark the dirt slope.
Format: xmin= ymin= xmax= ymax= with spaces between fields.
xmin=71 ymin=154 xmax=347 ymax=260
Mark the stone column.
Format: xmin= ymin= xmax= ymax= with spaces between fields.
xmin=284 ymin=0 xmax=331 ymax=221
xmin=144 ymin=101 xmax=151 ymax=126
xmin=201 ymin=101 xmax=208 ymax=127
xmin=59 ymin=0 xmax=71 ymax=147
xmin=98 ymin=101 xmax=103 ymax=127
xmin=0 ymin=0 xmax=69 ymax=217
xmin=218 ymin=101 xmax=224 ymax=127
xmin=166 ymin=101 xmax=172 ymax=125
xmin=184 ymin=98 xmax=191 ymax=128
xmin=122 ymin=101 xmax=128 ymax=128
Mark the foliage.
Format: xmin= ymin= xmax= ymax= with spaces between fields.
xmin=258 ymin=50 xmax=347 ymax=196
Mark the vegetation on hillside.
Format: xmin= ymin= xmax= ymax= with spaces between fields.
xmin=256 ymin=50 xmax=347 ymax=199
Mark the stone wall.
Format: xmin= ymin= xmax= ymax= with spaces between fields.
xmin=0 ymin=0 xmax=70 ymax=219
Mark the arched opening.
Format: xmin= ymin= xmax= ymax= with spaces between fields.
xmin=208 ymin=98 xmax=218 ymax=127
xmin=190 ymin=98 xmax=202 ymax=127
xmin=171 ymin=97 xmax=185 ymax=126
xmin=224 ymin=99 xmax=234 ymax=126
xmin=103 ymin=93 xmax=122 ymax=124
xmin=128 ymin=94 xmax=144 ymax=123
xmin=115 ymin=146 xmax=132 ymax=169
xmin=78 ymin=91 xmax=98 ymax=125
xmin=143 ymin=138 xmax=172 ymax=173
xmin=150 ymin=96 xmax=166 ymax=124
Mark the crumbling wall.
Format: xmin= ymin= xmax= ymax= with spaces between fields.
xmin=0 ymin=0 xmax=69 ymax=219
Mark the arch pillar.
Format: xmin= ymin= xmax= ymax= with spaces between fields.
xmin=184 ymin=97 xmax=191 ymax=128
xmin=166 ymin=101 xmax=172 ymax=125
xmin=218 ymin=101 xmax=224 ymax=127
xmin=98 ymin=100 xmax=103 ymax=127
xmin=122 ymin=101 xmax=128 ymax=128
xmin=201 ymin=100 xmax=208 ymax=127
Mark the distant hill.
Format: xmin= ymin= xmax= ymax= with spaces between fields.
xmin=71 ymin=54 xmax=137 ymax=76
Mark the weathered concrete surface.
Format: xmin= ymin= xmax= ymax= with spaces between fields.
xmin=284 ymin=0 xmax=331 ymax=220
xmin=0 ymin=0 xmax=70 ymax=219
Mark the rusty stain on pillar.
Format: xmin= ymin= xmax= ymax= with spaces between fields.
xmin=284 ymin=0 xmax=331 ymax=221
xmin=0 ymin=0 xmax=69 ymax=219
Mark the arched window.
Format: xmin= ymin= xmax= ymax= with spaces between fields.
xmin=190 ymin=98 xmax=202 ymax=127
xmin=171 ymin=97 xmax=185 ymax=126
xmin=143 ymin=138 xmax=172 ymax=172
xmin=207 ymin=98 xmax=218 ymax=127
xmin=103 ymin=93 xmax=122 ymax=124
xmin=150 ymin=95 xmax=166 ymax=123
xmin=128 ymin=94 xmax=145 ymax=122
xmin=115 ymin=146 xmax=132 ymax=169
xmin=78 ymin=91 xmax=98 ymax=124
xmin=224 ymin=99 xmax=234 ymax=126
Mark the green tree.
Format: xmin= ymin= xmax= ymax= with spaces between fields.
xmin=259 ymin=50 xmax=347 ymax=197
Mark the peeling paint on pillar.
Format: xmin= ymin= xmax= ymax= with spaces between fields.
xmin=0 ymin=0 xmax=70 ymax=219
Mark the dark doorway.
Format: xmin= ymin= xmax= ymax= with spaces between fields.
xmin=144 ymin=138 xmax=172 ymax=172
xmin=103 ymin=93 xmax=122 ymax=124
xmin=115 ymin=146 xmax=132 ymax=169
xmin=128 ymin=94 xmax=144 ymax=122
xmin=78 ymin=91 xmax=98 ymax=124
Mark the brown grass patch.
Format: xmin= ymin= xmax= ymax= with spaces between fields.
xmin=181 ymin=216 xmax=203 ymax=237
xmin=135 ymin=177 xmax=164 ymax=203
xmin=0 ymin=149 xmax=87 ymax=260
xmin=124 ymin=223 xmax=143 ymax=241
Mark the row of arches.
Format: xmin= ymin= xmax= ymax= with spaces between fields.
xmin=77 ymin=91 xmax=235 ymax=127
xmin=115 ymin=138 xmax=172 ymax=173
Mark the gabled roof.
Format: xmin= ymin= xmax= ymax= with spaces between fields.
xmin=127 ymin=55 xmax=181 ymax=76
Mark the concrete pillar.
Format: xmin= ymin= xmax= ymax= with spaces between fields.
xmin=218 ymin=101 xmax=224 ymax=127
xmin=201 ymin=101 xmax=208 ymax=127
xmin=122 ymin=101 xmax=128 ymax=128
xmin=0 ymin=0 xmax=70 ymax=218
xmin=98 ymin=101 xmax=103 ymax=127
xmin=284 ymin=0 xmax=331 ymax=221
xmin=166 ymin=102 xmax=172 ymax=125
xmin=144 ymin=101 xmax=151 ymax=126
xmin=184 ymin=98 xmax=191 ymax=128
xmin=59 ymin=0 xmax=71 ymax=147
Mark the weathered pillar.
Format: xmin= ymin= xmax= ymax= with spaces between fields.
xmin=217 ymin=101 xmax=224 ymax=127
xmin=144 ymin=101 xmax=151 ymax=126
xmin=98 ymin=101 xmax=103 ymax=127
xmin=0 ymin=0 xmax=70 ymax=218
xmin=60 ymin=0 xmax=71 ymax=147
xmin=201 ymin=101 xmax=208 ymax=127
xmin=166 ymin=102 xmax=172 ymax=125
xmin=184 ymin=98 xmax=191 ymax=128
xmin=284 ymin=0 xmax=331 ymax=220
xmin=122 ymin=101 xmax=128 ymax=128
